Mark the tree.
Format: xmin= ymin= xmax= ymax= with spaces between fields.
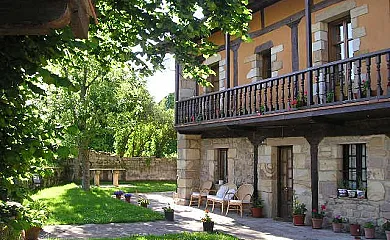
xmin=1 ymin=0 xmax=251 ymax=194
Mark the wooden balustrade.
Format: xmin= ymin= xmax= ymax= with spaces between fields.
xmin=176 ymin=49 xmax=390 ymax=125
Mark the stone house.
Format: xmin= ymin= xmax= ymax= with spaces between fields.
xmin=174 ymin=0 xmax=390 ymax=230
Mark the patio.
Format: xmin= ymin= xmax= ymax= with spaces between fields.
xmin=42 ymin=192 xmax=355 ymax=240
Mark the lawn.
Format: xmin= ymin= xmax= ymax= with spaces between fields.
xmin=31 ymin=183 xmax=166 ymax=225
xmin=47 ymin=232 xmax=238 ymax=240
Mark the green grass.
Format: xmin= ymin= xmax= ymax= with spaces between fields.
xmin=47 ymin=232 xmax=238 ymax=240
xmin=31 ymin=183 xmax=164 ymax=225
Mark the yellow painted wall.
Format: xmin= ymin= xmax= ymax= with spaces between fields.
xmin=206 ymin=0 xmax=389 ymax=88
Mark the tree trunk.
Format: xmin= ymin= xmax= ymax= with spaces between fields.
xmin=79 ymin=143 xmax=90 ymax=191
xmin=79 ymin=65 xmax=90 ymax=191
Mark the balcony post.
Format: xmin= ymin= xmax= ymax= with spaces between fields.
xmin=248 ymin=134 xmax=266 ymax=200
xmin=305 ymin=0 xmax=313 ymax=105
xmin=226 ymin=33 xmax=231 ymax=116
xmin=175 ymin=61 xmax=180 ymax=124
xmin=305 ymin=134 xmax=323 ymax=217
xmin=225 ymin=33 xmax=231 ymax=89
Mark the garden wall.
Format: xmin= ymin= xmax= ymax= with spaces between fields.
xmin=67 ymin=151 xmax=177 ymax=182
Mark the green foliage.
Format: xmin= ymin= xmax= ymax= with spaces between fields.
xmin=31 ymin=184 xmax=163 ymax=225
xmin=24 ymin=200 xmax=49 ymax=227
xmin=363 ymin=221 xmax=375 ymax=229
xmin=292 ymin=191 xmax=307 ymax=215
xmin=0 ymin=0 xmax=250 ymax=194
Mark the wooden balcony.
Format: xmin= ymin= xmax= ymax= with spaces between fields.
xmin=176 ymin=49 xmax=390 ymax=134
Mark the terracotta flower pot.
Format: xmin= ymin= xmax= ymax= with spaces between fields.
xmin=115 ymin=195 xmax=122 ymax=199
xmin=251 ymin=207 xmax=263 ymax=218
xmin=385 ymin=230 xmax=390 ymax=240
xmin=203 ymin=221 xmax=214 ymax=232
xmin=293 ymin=214 xmax=305 ymax=226
xmin=332 ymin=222 xmax=342 ymax=232
xmin=25 ymin=227 xmax=42 ymax=240
xmin=312 ymin=218 xmax=323 ymax=229
xmin=350 ymin=224 xmax=361 ymax=236
xmin=364 ymin=228 xmax=375 ymax=239
xmin=125 ymin=196 xmax=131 ymax=203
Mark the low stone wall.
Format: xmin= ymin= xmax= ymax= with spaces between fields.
xmin=68 ymin=151 xmax=177 ymax=181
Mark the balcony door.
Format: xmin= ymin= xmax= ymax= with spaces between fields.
xmin=277 ymin=146 xmax=293 ymax=221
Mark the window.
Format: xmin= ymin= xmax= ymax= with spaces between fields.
xmin=342 ymin=144 xmax=367 ymax=190
xmin=329 ymin=17 xmax=353 ymax=61
xmin=206 ymin=63 xmax=219 ymax=93
xmin=258 ymin=49 xmax=271 ymax=79
xmin=217 ymin=149 xmax=228 ymax=182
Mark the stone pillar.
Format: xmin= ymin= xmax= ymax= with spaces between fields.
xmin=94 ymin=170 xmax=101 ymax=186
xmin=176 ymin=133 xmax=201 ymax=205
xmin=113 ymin=170 xmax=119 ymax=187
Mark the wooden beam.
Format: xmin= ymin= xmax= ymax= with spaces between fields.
xmin=70 ymin=0 xmax=90 ymax=39
xmin=225 ymin=33 xmax=231 ymax=89
xmin=288 ymin=19 xmax=301 ymax=72
xmin=304 ymin=134 xmax=323 ymax=215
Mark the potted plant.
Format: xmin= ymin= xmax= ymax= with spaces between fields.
xmin=251 ymin=197 xmax=263 ymax=218
xmin=292 ymin=192 xmax=307 ymax=226
xmin=337 ymin=179 xmax=348 ymax=197
xmin=201 ymin=209 xmax=214 ymax=232
xmin=163 ymin=204 xmax=174 ymax=221
xmin=383 ymin=219 xmax=390 ymax=240
xmin=138 ymin=197 xmax=150 ymax=208
xmin=311 ymin=204 xmax=326 ymax=229
xmin=124 ymin=193 xmax=132 ymax=203
xmin=113 ymin=190 xmax=124 ymax=199
xmin=363 ymin=221 xmax=375 ymax=239
xmin=350 ymin=221 xmax=361 ymax=236
xmin=332 ymin=215 xmax=345 ymax=233
xmin=24 ymin=200 xmax=49 ymax=240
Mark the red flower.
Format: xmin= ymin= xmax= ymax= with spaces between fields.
xmin=321 ymin=204 xmax=326 ymax=210
xmin=312 ymin=208 xmax=317 ymax=213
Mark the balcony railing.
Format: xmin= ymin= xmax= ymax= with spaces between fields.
xmin=176 ymin=48 xmax=390 ymax=125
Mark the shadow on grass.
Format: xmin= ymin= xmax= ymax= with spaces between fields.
xmin=36 ymin=184 xmax=164 ymax=225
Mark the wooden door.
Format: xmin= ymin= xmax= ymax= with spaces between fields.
xmin=277 ymin=146 xmax=293 ymax=221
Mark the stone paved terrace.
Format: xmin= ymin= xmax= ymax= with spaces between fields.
xmin=41 ymin=192 xmax=370 ymax=240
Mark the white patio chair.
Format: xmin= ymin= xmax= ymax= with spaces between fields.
xmin=205 ymin=183 xmax=237 ymax=214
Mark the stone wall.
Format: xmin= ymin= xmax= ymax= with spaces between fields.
xmin=318 ymin=135 xmax=390 ymax=234
xmin=265 ymin=137 xmax=312 ymax=219
xmin=68 ymin=151 xmax=177 ymax=181
xmin=200 ymin=137 xmax=254 ymax=186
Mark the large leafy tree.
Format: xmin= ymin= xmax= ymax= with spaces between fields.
xmin=0 ymin=0 xmax=251 ymax=195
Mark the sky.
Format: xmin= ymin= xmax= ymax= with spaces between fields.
xmin=146 ymin=55 xmax=175 ymax=103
